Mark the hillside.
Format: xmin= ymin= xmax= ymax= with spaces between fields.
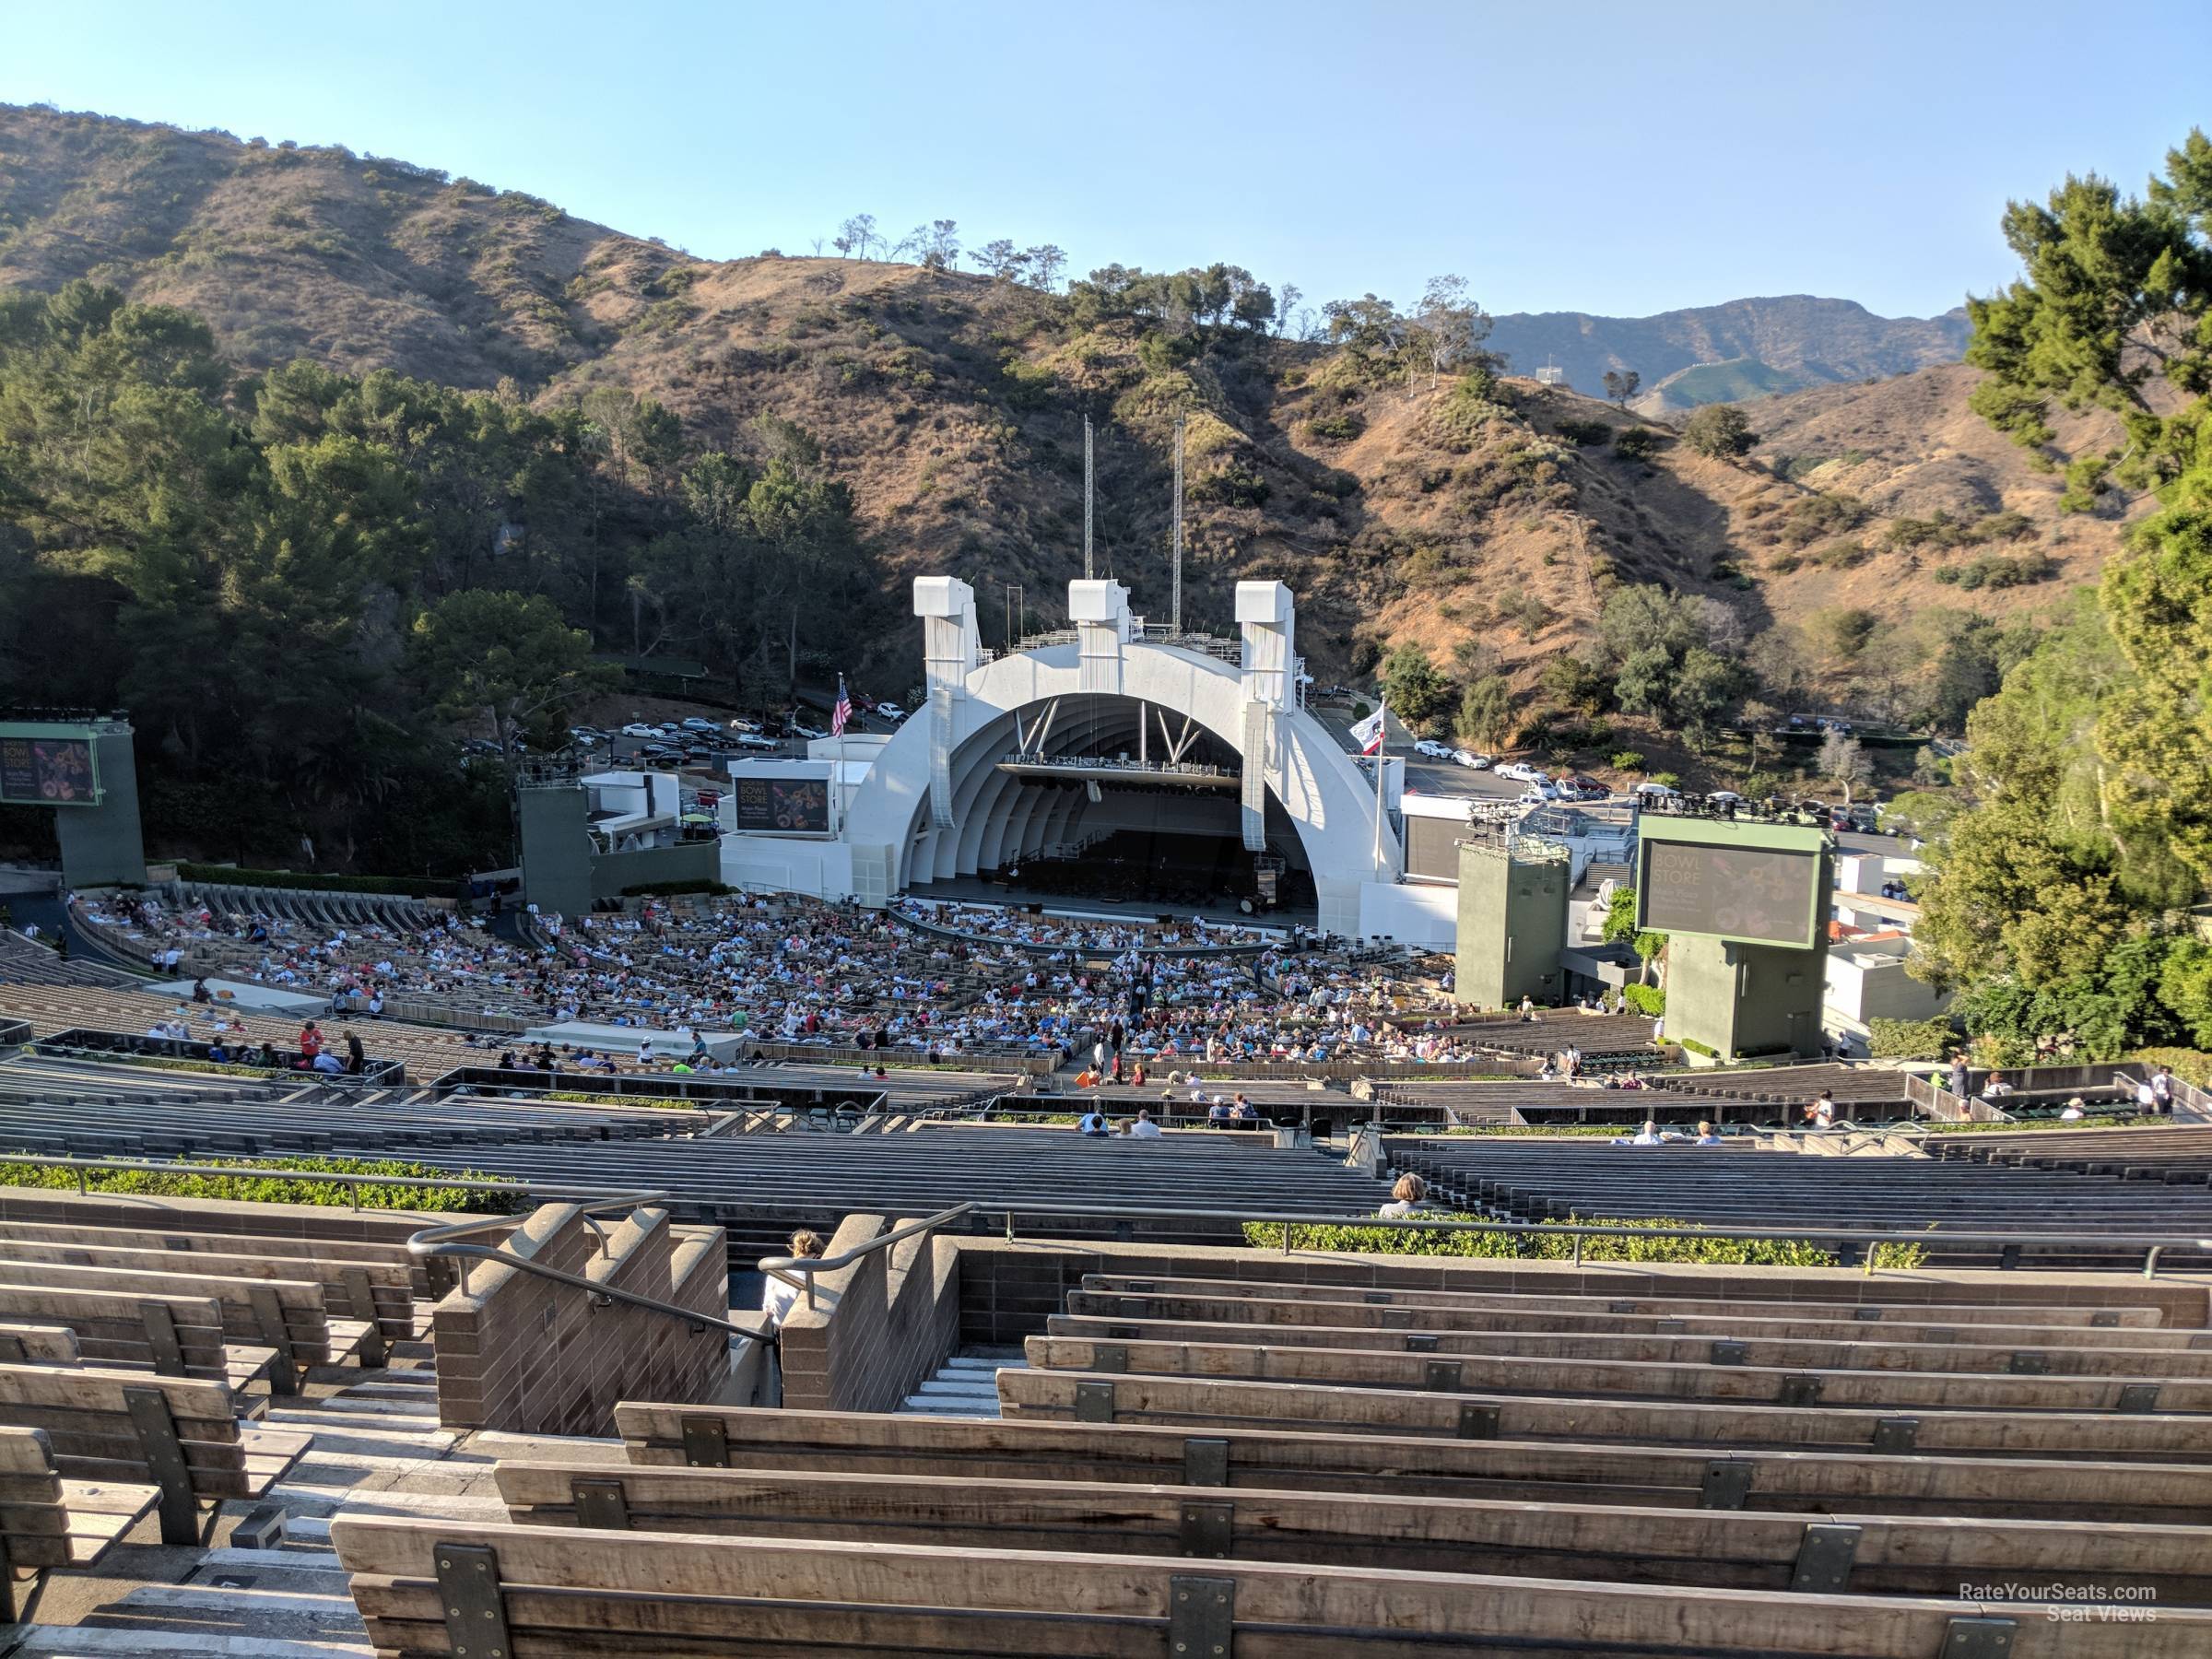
xmin=0 ymin=103 xmax=2139 ymax=709
xmin=1484 ymin=296 xmax=1971 ymax=410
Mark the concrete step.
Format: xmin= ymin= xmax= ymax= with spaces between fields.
xmin=13 ymin=1628 xmax=371 ymax=1656
xmin=899 ymin=1395 xmax=1002 ymax=1416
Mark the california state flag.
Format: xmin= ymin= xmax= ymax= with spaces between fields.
xmin=1349 ymin=704 xmax=1386 ymax=756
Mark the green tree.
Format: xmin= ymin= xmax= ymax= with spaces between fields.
xmin=1672 ymin=645 xmax=1745 ymax=751
xmin=1601 ymin=370 xmax=1641 ymax=408
xmin=1681 ymin=404 xmax=1758 ymax=459
xmin=1454 ymin=677 xmax=1513 ymax=749
xmin=411 ymin=591 xmax=618 ymax=759
xmin=1601 ymin=886 xmax=1667 ymax=986
xmin=1379 ymin=642 xmax=1450 ymax=728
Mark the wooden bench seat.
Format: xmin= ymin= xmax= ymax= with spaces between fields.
xmin=490 ymin=1456 xmax=2212 ymax=1604
xmin=1068 ymin=1286 xmax=2205 ymax=1350
xmin=1000 ymin=1368 xmax=2212 ymax=1461
xmin=0 ymin=1426 xmax=160 ymax=1620
xmin=1079 ymin=1273 xmax=2171 ymax=1328
xmin=0 ymin=1220 xmax=418 ymax=1347
xmin=0 ymin=1323 xmax=79 ymax=1365
xmin=0 ymin=1282 xmax=274 ymax=1395
xmin=1023 ymin=1332 xmax=2212 ymax=1416
xmin=326 ymin=1512 xmax=2211 ymax=1657
xmin=0 ymin=1256 xmax=367 ymax=1392
xmin=615 ymin=1405 xmax=2212 ymax=1524
xmin=1049 ymin=1311 xmax=2212 ymax=1380
xmin=0 ymin=1361 xmax=308 ymax=1544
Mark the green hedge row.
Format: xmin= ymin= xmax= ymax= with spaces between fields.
xmin=1927 ymin=1114 xmax=2133 ymax=1134
xmin=0 ymin=1155 xmax=524 ymax=1213
xmin=178 ymin=863 xmax=453 ymax=900
xmin=1242 ymin=1212 xmax=1929 ymax=1270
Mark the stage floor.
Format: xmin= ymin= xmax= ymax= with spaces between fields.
xmin=906 ymin=876 xmax=1313 ymax=931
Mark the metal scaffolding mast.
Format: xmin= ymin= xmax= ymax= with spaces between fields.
xmin=1171 ymin=413 xmax=1184 ymax=633
xmin=1082 ymin=416 xmax=1094 ymax=581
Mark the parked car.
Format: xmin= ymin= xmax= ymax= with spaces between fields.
xmin=1413 ymin=739 xmax=1452 ymax=759
xmin=791 ymin=722 xmax=828 ymax=740
xmin=1516 ymin=784 xmax=1559 ymax=806
xmin=620 ymin=723 xmax=660 ymax=738
xmin=1632 ymin=781 xmax=1680 ymax=800
xmin=735 ymin=734 xmax=781 ymax=751
xmin=1494 ymin=760 xmax=1539 ymax=782
xmin=876 ymin=702 xmax=907 ymax=722
xmin=679 ymin=716 xmax=721 ymax=734
xmin=1452 ymin=749 xmax=1491 ymax=770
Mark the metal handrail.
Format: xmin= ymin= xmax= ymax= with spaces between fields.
xmin=758 ymin=1200 xmax=980 ymax=1309
xmin=405 ymin=1194 xmax=772 ymax=1350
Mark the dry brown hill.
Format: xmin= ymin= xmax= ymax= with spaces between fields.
xmin=0 ymin=103 xmax=2145 ymax=707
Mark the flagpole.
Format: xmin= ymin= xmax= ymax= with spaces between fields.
xmin=835 ymin=674 xmax=847 ymax=837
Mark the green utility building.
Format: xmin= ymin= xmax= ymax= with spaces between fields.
xmin=1634 ymin=817 xmax=1832 ymax=1062
xmin=1454 ymin=834 xmax=1571 ymax=1011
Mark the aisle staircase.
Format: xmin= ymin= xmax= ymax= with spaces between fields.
xmin=13 ymin=1332 xmax=624 ymax=1656
xmin=899 ymin=1347 xmax=1027 ymax=1417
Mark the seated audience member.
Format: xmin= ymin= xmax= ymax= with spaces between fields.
xmin=1695 ymin=1120 xmax=1724 ymax=1146
xmin=1129 ymin=1108 xmax=1163 ymax=1138
xmin=760 ymin=1230 xmax=826 ymax=1331
xmin=1077 ymin=1108 xmax=1111 ymax=1137
xmin=1377 ymin=1173 xmax=1428 ymax=1218
xmin=2060 ymin=1097 xmax=2087 ymax=1120
xmin=1630 ymin=1119 xmax=1663 ymax=1145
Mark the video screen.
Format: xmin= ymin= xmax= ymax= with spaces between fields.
xmin=0 ymin=735 xmax=98 ymax=806
xmin=733 ymin=775 xmax=830 ymax=834
xmin=1640 ymin=841 xmax=1818 ymax=947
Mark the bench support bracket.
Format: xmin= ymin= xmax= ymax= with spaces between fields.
xmin=1179 ymin=1500 xmax=1233 ymax=1559
xmin=1075 ymin=1380 xmax=1116 ymax=1423
xmin=436 ymin=1541 xmax=513 ymax=1659
xmin=1699 ymin=1458 xmax=1753 ymax=1510
xmin=679 ymin=1416 xmax=729 ymax=1468
xmin=1169 ymin=1573 xmax=1235 ymax=1658
xmin=139 ymin=1301 xmax=185 ymax=1378
xmin=571 ymin=1478 xmax=629 ymax=1531
xmin=1182 ymin=1437 xmax=1229 ymax=1488
xmin=1871 ymin=1417 xmax=1920 ymax=1453
xmin=123 ymin=1387 xmax=200 ymax=1546
xmin=1790 ymin=1524 xmax=1862 ymax=1593
xmin=341 ymin=1266 xmax=388 ymax=1369
xmin=245 ymin=1286 xmax=300 ymax=1395
xmin=1940 ymin=1617 xmax=2018 ymax=1659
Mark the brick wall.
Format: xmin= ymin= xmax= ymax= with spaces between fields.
xmin=778 ymin=1214 xmax=961 ymax=1413
xmin=432 ymin=1203 xmax=729 ymax=1435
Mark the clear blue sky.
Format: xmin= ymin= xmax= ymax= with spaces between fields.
xmin=6 ymin=1 xmax=2205 ymax=320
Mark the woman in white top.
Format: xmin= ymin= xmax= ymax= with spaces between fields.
xmin=1377 ymin=1173 xmax=1428 ymax=1219
xmin=760 ymin=1229 xmax=826 ymax=1331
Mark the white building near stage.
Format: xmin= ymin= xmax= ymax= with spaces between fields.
xmin=718 ymin=575 xmax=1456 ymax=943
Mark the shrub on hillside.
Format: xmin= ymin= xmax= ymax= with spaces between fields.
xmin=1868 ymin=1017 xmax=1959 ymax=1060
xmin=1608 ymin=749 xmax=1644 ymax=770
xmin=1611 ymin=427 xmax=1660 ymax=460
xmin=1682 ymin=405 xmax=1758 ymax=459
xmin=1555 ymin=419 xmax=1610 ymax=446
xmin=1241 ymin=1213 xmax=1925 ymax=1269
xmin=0 ymin=1156 xmax=522 ymax=1212
xmin=1304 ymin=411 xmax=1364 ymax=442
xmin=1620 ymin=983 xmax=1665 ymax=1017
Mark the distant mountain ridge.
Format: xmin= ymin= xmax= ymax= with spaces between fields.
xmin=1484 ymin=296 xmax=1972 ymax=409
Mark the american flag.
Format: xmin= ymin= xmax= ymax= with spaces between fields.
xmin=830 ymin=675 xmax=853 ymax=736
